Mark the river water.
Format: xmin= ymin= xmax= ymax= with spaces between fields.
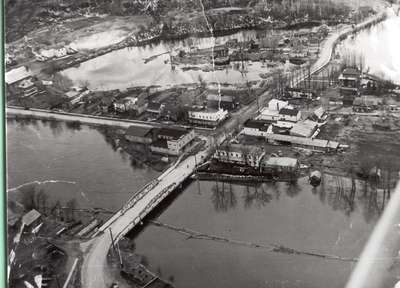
xmin=61 ymin=11 xmax=400 ymax=90
xmin=7 ymin=119 xmax=397 ymax=288
xmin=60 ymin=30 xmax=289 ymax=90
xmin=337 ymin=10 xmax=400 ymax=84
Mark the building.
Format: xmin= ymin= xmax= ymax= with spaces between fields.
xmin=5 ymin=66 xmax=33 ymax=95
xmin=268 ymin=99 xmax=289 ymax=111
xmin=18 ymin=78 xmax=38 ymax=98
xmin=261 ymin=157 xmax=299 ymax=174
xmin=150 ymin=127 xmax=195 ymax=156
xmin=214 ymin=144 xmax=266 ymax=168
xmin=188 ymin=109 xmax=229 ymax=127
xmin=125 ymin=126 xmax=157 ymax=144
xmin=278 ymin=108 xmax=301 ymax=122
xmin=258 ymin=99 xmax=293 ymax=122
xmin=207 ymin=94 xmax=237 ymax=111
xmin=146 ymin=102 xmax=165 ymax=116
xmin=241 ymin=119 xmax=274 ymax=137
xmin=22 ymin=209 xmax=41 ymax=228
xmin=309 ymin=107 xmax=328 ymax=123
xmin=290 ymin=120 xmax=319 ymax=138
xmin=339 ymin=68 xmax=361 ymax=105
xmin=114 ymin=94 xmax=148 ymax=115
xmin=264 ymin=133 xmax=340 ymax=152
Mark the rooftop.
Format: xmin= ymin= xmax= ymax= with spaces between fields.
xmin=207 ymin=94 xmax=234 ymax=102
xmin=218 ymin=143 xmax=264 ymax=155
xmin=125 ymin=126 xmax=154 ymax=138
xmin=342 ymin=68 xmax=361 ymax=77
xmin=264 ymin=157 xmax=298 ymax=168
xmin=22 ymin=209 xmax=41 ymax=226
xmin=279 ymin=108 xmax=300 ymax=116
xmin=244 ymin=119 xmax=274 ymax=130
xmin=5 ymin=66 xmax=32 ymax=85
xmin=159 ymin=127 xmax=190 ymax=140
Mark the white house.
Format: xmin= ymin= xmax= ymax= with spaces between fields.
xmin=188 ymin=109 xmax=229 ymax=127
xmin=268 ymin=99 xmax=288 ymax=111
xmin=241 ymin=119 xmax=274 ymax=137
xmin=114 ymin=95 xmax=148 ymax=115
xmin=214 ymin=144 xmax=266 ymax=168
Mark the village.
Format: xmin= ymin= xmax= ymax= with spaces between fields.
xmin=5 ymin=1 xmax=400 ymax=288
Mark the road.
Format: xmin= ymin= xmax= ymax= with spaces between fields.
xmin=81 ymin=145 xmax=210 ymax=288
xmin=293 ymin=11 xmax=386 ymax=86
xmin=6 ymin=106 xmax=155 ymax=129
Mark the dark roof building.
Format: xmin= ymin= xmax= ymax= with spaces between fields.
xmin=279 ymin=108 xmax=300 ymax=116
xmin=125 ymin=126 xmax=156 ymax=144
xmin=244 ymin=119 xmax=274 ymax=131
xmin=158 ymin=127 xmax=190 ymax=140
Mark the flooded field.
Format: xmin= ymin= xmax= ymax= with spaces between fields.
xmin=61 ymin=30 xmax=289 ymax=90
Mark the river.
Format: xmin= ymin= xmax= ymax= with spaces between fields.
xmin=7 ymin=119 xmax=397 ymax=288
xmin=61 ymin=11 xmax=400 ymax=90
xmin=337 ymin=10 xmax=400 ymax=84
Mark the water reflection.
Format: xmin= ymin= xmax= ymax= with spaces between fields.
xmin=208 ymin=174 xmax=386 ymax=223
xmin=211 ymin=181 xmax=237 ymax=212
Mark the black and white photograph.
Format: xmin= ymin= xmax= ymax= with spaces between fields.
xmin=4 ymin=0 xmax=400 ymax=287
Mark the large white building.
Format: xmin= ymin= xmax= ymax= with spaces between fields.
xmin=214 ymin=144 xmax=266 ymax=168
xmin=188 ymin=109 xmax=229 ymax=127
xmin=258 ymin=99 xmax=301 ymax=123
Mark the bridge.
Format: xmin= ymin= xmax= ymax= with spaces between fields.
xmin=81 ymin=141 xmax=211 ymax=288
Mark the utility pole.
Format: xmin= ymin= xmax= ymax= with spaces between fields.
xmin=109 ymin=228 xmax=116 ymax=253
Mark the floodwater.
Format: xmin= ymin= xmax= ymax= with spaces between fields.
xmin=60 ymin=30 xmax=284 ymax=90
xmin=337 ymin=11 xmax=400 ymax=84
xmin=7 ymin=119 xmax=397 ymax=287
xmin=6 ymin=119 xmax=159 ymax=211
xmin=130 ymin=178 xmax=396 ymax=288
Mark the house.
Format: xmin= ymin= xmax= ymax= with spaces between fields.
xmin=214 ymin=144 xmax=266 ymax=168
xmin=207 ymin=94 xmax=237 ymax=111
xmin=310 ymin=107 xmax=328 ymax=123
xmin=146 ymin=102 xmax=165 ymax=115
xmin=261 ymin=157 xmax=299 ymax=174
xmin=18 ymin=78 xmax=38 ymax=98
xmin=114 ymin=94 xmax=148 ymax=115
xmin=268 ymin=99 xmax=289 ymax=111
xmin=5 ymin=66 xmax=33 ymax=95
xmin=188 ymin=109 xmax=229 ymax=127
xmin=125 ymin=126 xmax=156 ymax=144
xmin=290 ymin=120 xmax=319 ymax=138
xmin=242 ymin=119 xmax=274 ymax=137
xmin=339 ymin=68 xmax=361 ymax=105
xmin=150 ymin=127 xmax=195 ymax=156
xmin=22 ymin=209 xmax=41 ymax=228
xmin=258 ymin=99 xmax=291 ymax=122
xmin=278 ymin=108 xmax=301 ymax=122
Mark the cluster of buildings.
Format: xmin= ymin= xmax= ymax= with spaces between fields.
xmin=241 ymin=99 xmax=338 ymax=153
xmin=5 ymin=66 xmax=39 ymax=98
xmin=124 ymin=125 xmax=195 ymax=156
xmin=212 ymin=143 xmax=300 ymax=175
